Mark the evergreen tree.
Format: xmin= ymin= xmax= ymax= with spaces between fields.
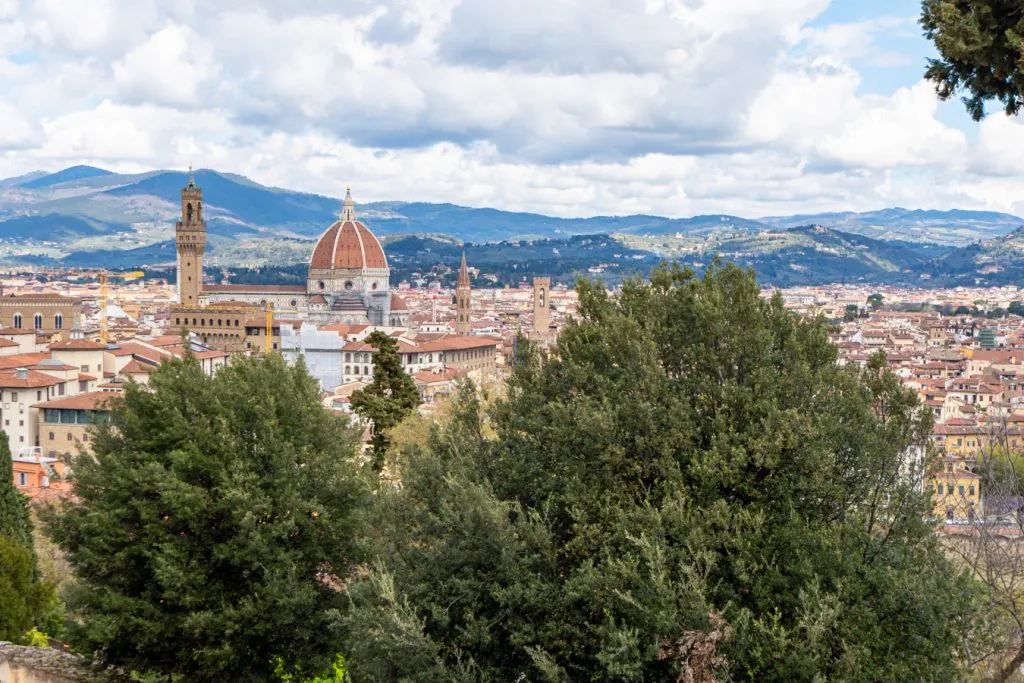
xmin=43 ymin=353 xmax=369 ymax=681
xmin=0 ymin=535 xmax=53 ymax=643
xmin=345 ymin=263 xmax=978 ymax=681
xmin=921 ymin=0 xmax=1024 ymax=120
xmin=351 ymin=331 xmax=421 ymax=470
xmin=0 ymin=432 xmax=33 ymax=548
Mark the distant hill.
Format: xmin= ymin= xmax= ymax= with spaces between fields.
xmin=19 ymin=165 xmax=114 ymax=189
xmin=759 ymin=207 xmax=1024 ymax=246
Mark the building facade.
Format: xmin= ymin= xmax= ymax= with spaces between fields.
xmin=0 ymin=294 xmax=82 ymax=336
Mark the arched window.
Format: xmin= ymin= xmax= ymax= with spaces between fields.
xmin=54 ymin=313 xmax=63 ymax=330
xmin=197 ymin=201 xmax=202 ymax=221
xmin=33 ymin=313 xmax=42 ymax=330
xmin=13 ymin=313 xmax=21 ymax=329
xmin=344 ymin=366 xmax=350 ymax=375
xmin=217 ymin=319 xmax=222 ymax=327
xmin=187 ymin=203 xmax=194 ymax=222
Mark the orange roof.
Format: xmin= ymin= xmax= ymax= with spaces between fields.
xmin=204 ymin=284 xmax=306 ymax=293
xmin=0 ymin=369 xmax=65 ymax=388
xmin=35 ymin=391 xmax=119 ymax=410
xmin=0 ymin=328 xmax=39 ymax=336
xmin=0 ymin=338 xmax=18 ymax=348
xmin=49 ymin=339 xmax=106 ymax=350
xmin=108 ymin=341 xmax=166 ymax=361
xmin=0 ymin=353 xmax=51 ymax=370
xmin=121 ymin=359 xmax=156 ymax=375
xmin=77 ymin=373 xmax=97 ymax=381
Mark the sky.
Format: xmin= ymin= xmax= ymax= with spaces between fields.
xmin=0 ymin=0 xmax=1022 ymax=219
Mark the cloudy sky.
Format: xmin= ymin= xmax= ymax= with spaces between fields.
xmin=0 ymin=0 xmax=1020 ymax=218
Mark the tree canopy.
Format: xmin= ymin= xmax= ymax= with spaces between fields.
xmin=921 ymin=0 xmax=1024 ymax=119
xmin=44 ymin=353 xmax=369 ymax=681
xmin=344 ymin=263 xmax=978 ymax=681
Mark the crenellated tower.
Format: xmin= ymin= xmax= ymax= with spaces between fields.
xmin=455 ymin=251 xmax=471 ymax=335
xmin=176 ymin=167 xmax=206 ymax=305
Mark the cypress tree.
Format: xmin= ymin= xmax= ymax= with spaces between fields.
xmin=0 ymin=431 xmax=33 ymax=549
xmin=351 ymin=331 xmax=421 ymax=469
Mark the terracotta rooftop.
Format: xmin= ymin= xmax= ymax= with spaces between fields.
xmin=49 ymin=339 xmax=107 ymax=350
xmin=205 ymin=284 xmax=306 ymax=293
xmin=34 ymin=390 xmax=119 ymax=410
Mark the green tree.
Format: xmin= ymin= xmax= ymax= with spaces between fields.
xmin=345 ymin=263 xmax=978 ymax=681
xmin=43 ymin=353 xmax=369 ymax=681
xmin=351 ymin=331 xmax=421 ymax=470
xmin=867 ymin=292 xmax=884 ymax=309
xmin=921 ymin=0 xmax=1024 ymax=120
xmin=0 ymin=433 xmax=33 ymax=548
xmin=843 ymin=303 xmax=860 ymax=321
xmin=0 ymin=535 xmax=54 ymax=643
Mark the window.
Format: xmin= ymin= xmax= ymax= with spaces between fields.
xmin=58 ymin=383 xmax=65 ymax=396
xmin=18 ymin=420 xmax=23 ymax=427
xmin=11 ymin=391 xmax=17 ymax=402
xmin=969 ymin=485 xmax=975 ymax=495
xmin=36 ymin=391 xmax=40 ymax=401
xmin=12 ymin=313 xmax=21 ymax=329
xmin=959 ymin=485 xmax=965 ymax=495
xmin=18 ymin=472 xmax=26 ymax=486
xmin=54 ymin=313 xmax=62 ymax=330
xmin=80 ymin=365 xmax=88 ymax=373
xmin=33 ymin=313 xmax=42 ymax=329
xmin=175 ymin=318 xmax=181 ymax=325
xmin=83 ymin=433 xmax=88 ymax=442
xmin=948 ymin=483 xmax=954 ymax=495
xmin=48 ymin=431 xmax=54 ymax=440
xmin=67 ymin=433 xmax=73 ymax=441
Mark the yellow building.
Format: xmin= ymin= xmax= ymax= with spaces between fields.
xmin=928 ymin=458 xmax=981 ymax=521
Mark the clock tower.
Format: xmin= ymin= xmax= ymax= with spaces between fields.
xmin=176 ymin=168 xmax=206 ymax=306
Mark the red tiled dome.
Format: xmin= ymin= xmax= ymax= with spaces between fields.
xmin=309 ymin=220 xmax=388 ymax=270
xmin=309 ymin=191 xmax=387 ymax=271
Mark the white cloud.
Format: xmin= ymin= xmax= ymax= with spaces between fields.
xmin=0 ymin=0 xmax=1022 ymax=221
xmin=113 ymin=24 xmax=217 ymax=107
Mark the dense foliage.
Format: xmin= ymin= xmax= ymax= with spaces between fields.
xmin=344 ymin=263 xmax=978 ymax=681
xmin=0 ymin=432 xmax=33 ymax=548
xmin=0 ymin=535 xmax=53 ymax=642
xmin=922 ymin=0 xmax=1024 ymax=120
xmin=44 ymin=353 xmax=368 ymax=681
xmin=351 ymin=331 xmax=421 ymax=470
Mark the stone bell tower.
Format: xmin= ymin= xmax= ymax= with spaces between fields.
xmin=455 ymin=252 xmax=471 ymax=335
xmin=176 ymin=167 xmax=206 ymax=306
xmin=532 ymin=276 xmax=550 ymax=334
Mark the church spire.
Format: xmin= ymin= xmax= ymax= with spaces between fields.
xmin=458 ymin=251 xmax=470 ymax=288
xmin=455 ymin=251 xmax=471 ymax=335
xmin=341 ymin=187 xmax=356 ymax=222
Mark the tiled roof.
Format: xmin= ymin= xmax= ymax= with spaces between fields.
xmin=48 ymin=339 xmax=106 ymax=350
xmin=205 ymin=284 xmax=306 ymax=293
xmin=34 ymin=391 xmax=118 ymax=410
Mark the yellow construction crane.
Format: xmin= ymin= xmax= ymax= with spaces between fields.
xmin=121 ymin=271 xmax=145 ymax=281
xmin=98 ymin=272 xmax=109 ymax=345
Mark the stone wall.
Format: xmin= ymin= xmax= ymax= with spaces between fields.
xmin=0 ymin=643 xmax=96 ymax=683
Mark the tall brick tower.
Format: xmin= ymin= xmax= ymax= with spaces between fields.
xmin=532 ymin=276 xmax=550 ymax=334
xmin=176 ymin=167 xmax=206 ymax=306
xmin=455 ymin=252 xmax=471 ymax=336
